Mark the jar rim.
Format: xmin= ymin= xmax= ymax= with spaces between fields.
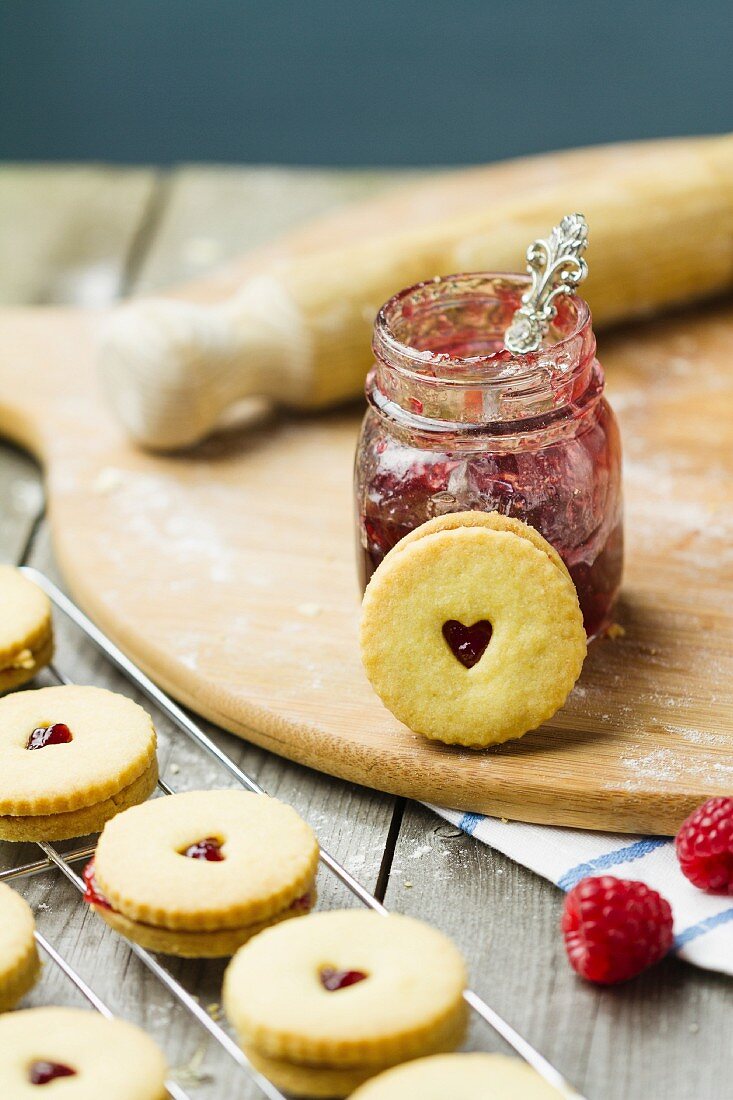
xmin=373 ymin=271 xmax=591 ymax=386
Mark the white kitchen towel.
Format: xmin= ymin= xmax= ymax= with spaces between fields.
xmin=429 ymin=806 xmax=733 ymax=976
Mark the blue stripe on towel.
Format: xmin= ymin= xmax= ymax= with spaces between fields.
xmin=458 ymin=812 xmax=484 ymax=837
xmin=672 ymin=907 xmax=733 ymax=951
xmin=556 ymin=838 xmax=669 ymax=891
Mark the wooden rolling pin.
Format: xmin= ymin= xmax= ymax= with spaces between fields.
xmin=99 ymin=134 xmax=733 ymax=450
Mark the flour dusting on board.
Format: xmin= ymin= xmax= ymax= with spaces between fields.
xmin=614 ymin=747 xmax=733 ymax=791
xmin=85 ymin=469 xmax=240 ymax=585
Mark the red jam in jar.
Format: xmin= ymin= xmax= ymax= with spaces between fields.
xmin=354 ymin=274 xmax=623 ymax=638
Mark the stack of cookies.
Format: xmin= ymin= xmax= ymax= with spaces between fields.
xmin=0 ymin=684 xmax=159 ymax=842
xmin=84 ymin=789 xmax=319 ymax=957
xmin=223 ymin=910 xmax=469 ymax=1097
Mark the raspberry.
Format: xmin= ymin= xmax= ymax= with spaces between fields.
xmin=561 ymin=875 xmax=673 ymax=984
xmin=675 ymin=797 xmax=733 ymax=895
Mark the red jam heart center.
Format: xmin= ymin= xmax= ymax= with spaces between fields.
xmin=27 ymin=723 xmax=73 ymax=750
xmin=320 ymin=967 xmax=368 ymax=991
xmin=442 ymin=620 xmax=493 ymax=669
xmin=182 ymin=837 xmax=225 ymax=861
xmin=29 ymin=1061 xmax=77 ymax=1085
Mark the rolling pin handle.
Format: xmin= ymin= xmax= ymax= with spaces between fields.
xmin=97 ymin=277 xmax=309 ymax=451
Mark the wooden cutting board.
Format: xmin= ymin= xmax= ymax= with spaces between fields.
xmin=1 ymin=198 xmax=732 ymax=835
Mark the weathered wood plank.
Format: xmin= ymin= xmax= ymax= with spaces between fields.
xmin=384 ymin=802 xmax=732 ymax=1100
xmin=0 ymin=165 xmax=158 ymax=305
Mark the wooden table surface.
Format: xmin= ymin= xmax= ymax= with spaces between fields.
xmin=0 ymin=164 xmax=730 ymax=1100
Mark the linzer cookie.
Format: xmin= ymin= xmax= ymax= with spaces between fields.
xmin=0 ymin=566 xmax=53 ymax=693
xmin=0 ymin=884 xmax=40 ymax=1011
xmin=0 ymin=1007 xmax=167 ymax=1098
xmin=85 ymin=789 xmax=319 ymax=957
xmin=391 ymin=511 xmax=573 ymax=582
xmin=223 ymin=910 xmax=468 ymax=1097
xmin=0 ymin=685 xmax=158 ymax=842
xmin=350 ymin=1052 xmax=565 ymax=1099
xmin=360 ymin=512 xmax=586 ymax=747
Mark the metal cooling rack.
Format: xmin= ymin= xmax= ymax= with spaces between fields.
xmin=0 ymin=568 xmax=584 ymax=1100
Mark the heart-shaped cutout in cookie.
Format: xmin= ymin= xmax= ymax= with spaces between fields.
xmin=442 ymin=619 xmax=493 ymax=669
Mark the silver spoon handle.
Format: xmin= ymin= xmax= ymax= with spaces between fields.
xmin=504 ymin=212 xmax=589 ymax=354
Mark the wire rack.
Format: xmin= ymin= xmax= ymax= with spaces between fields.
xmin=0 ymin=569 xmax=584 ymax=1100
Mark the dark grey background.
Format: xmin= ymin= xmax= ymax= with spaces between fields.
xmin=1 ymin=0 xmax=731 ymax=165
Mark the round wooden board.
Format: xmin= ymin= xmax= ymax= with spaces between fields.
xmin=4 ymin=141 xmax=733 ymax=837
xmin=1 ymin=293 xmax=732 ymax=836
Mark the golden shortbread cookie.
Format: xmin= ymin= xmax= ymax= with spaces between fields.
xmin=93 ymin=886 xmax=317 ymax=958
xmin=0 ymin=685 xmax=158 ymax=841
xmin=350 ymin=1052 xmax=566 ymax=1099
xmin=244 ymin=1009 xmax=468 ymax=1098
xmin=0 ymin=1007 xmax=167 ymax=1098
xmin=0 ymin=884 xmax=40 ymax=1012
xmin=223 ymin=910 xmax=467 ymax=1097
xmin=360 ymin=521 xmax=586 ymax=746
xmin=87 ymin=789 xmax=319 ymax=957
xmin=0 ymin=763 xmax=159 ymax=843
xmin=391 ymin=511 xmax=572 ymax=583
xmin=0 ymin=567 xmax=53 ymax=693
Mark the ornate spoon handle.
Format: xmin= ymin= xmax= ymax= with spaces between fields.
xmin=504 ymin=213 xmax=589 ymax=354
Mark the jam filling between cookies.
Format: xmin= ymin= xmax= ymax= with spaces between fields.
xmin=181 ymin=837 xmax=225 ymax=861
xmin=26 ymin=723 xmax=73 ymax=750
xmin=289 ymin=892 xmax=313 ymax=913
xmin=29 ymin=1061 xmax=77 ymax=1085
xmin=83 ymin=861 xmax=113 ymax=910
xmin=82 ymin=858 xmax=314 ymax=924
xmin=319 ymin=967 xmax=368 ymax=991
xmin=442 ymin=620 xmax=493 ymax=669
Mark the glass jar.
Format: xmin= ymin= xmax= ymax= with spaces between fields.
xmin=354 ymin=273 xmax=623 ymax=638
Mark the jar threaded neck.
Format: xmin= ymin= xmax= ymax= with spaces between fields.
xmin=371 ymin=273 xmax=596 ymax=430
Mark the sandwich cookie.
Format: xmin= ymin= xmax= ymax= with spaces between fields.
xmin=223 ymin=909 xmax=468 ymax=1097
xmin=0 ymin=685 xmax=158 ymax=842
xmin=349 ymin=1052 xmax=567 ymax=1098
xmin=0 ymin=567 xmax=53 ymax=693
xmin=0 ymin=884 xmax=39 ymax=1011
xmin=85 ymin=789 xmax=319 ymax=957
xmin=388 ymin=510 xmax=573 ymax=581
xmin=360 ymin=511 xmax=586 ymax=746
xmin=0 ymin=1007 xmax=167 ymax=1098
